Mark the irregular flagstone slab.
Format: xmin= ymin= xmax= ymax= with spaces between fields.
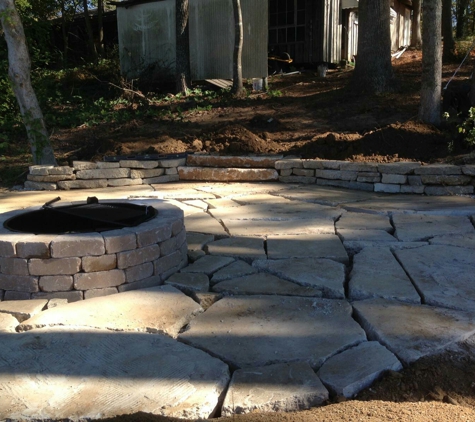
xmin=151 ymin=187 xmax=217 ymax=200
xmin=0 ymin=299 xmax=48 ymax=322
xmin=317 ymin=341 xmax=402 ymax=398
xmin=231 ymin=194 xmax=294 ymax=205
xmin=343 ymin=241 xmax=427 ymax=256
xmin=336 ymin=213 xmax=392 ymax=232
xmin=179 ymin=295 xmax=366 ymax=370
xmin=353 ymin=298 xmax=475 ymax=364
xmin=253 ymin=258 xmax=346 ymax=299
xmin=337 ymin=229 xmax=397 ymax=242
xmin=180 ymin=255 xmax=235 ymax=277
xmin=205 ymin=237 xmax=266 ymax=261
xmin=196 ymin=182 xmax=290 ymax=198
xmin=205 ymin=198 xmax=240 ymax=209
xmin=393 ymin=214 xmax=475 ymax=242
xmin=0 ymin=327 xmax=230 ymax=420
xmin=348 ymin=247 xmax=420 ymax=303
xmin=18 ymin=286 xmax=202 ymax=338
xmin=276 ymin=186 xmax=375 ymax=207
xmin=192 ymin=292 xmax=223 ymax=310
xmin=185 ymin=212 xmax=228 ymax=236
xmin=211 ymin=260 xmax=259 ymax=285
xmin=429 ymin=233 xmax=475 ymax=250
xmin=267 ymin=235 xmax=349 ymax=265
xmin=165 ymin=272 xmax=209 ymax=293
xmin=0 ymin=313 xmax=19 ymax=332
xmin=224 ymin=218 xmax=336 ymax=236
xmin=395 ymin=245 xmax=475 ymax=311
xmin=222 ymin=362 xmax=328 ymax=416
xmin=186 ymin=233 xmax=215 ymax=251
xmin=212 ymin=273 xmax=323 ymax=297
xmin=183 ymin=199 xmax=209 ymax=210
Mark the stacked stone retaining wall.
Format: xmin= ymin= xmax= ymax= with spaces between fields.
xmin=24 ymin=155 xmax=475 ymax=196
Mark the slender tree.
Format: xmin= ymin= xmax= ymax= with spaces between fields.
xmin=82 ymin=0 xmax=98 ymax=62
xmin=0 ymin=0 xmax=57 ymax=165
xmin=411 ymin=0 xmax=422 ymax=48
xmin=351 ymin=0 xmax=394 ymax=93
xmin=231 ymin=0 xmax=245 ymax=97
xmin=175 ymin=0 xmax=191 ymax=94
xmin=419 ymin=0 xmax=442 ymax=126
xmin=456 ymin=0 xmax=470 ymax=38
xmin=97 ymin=0 xmax=104 ymax=56
xmin=442 ymin=0 xmax=456 ymax=61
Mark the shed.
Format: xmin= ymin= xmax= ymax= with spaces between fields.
xmin=115 ymin=0 xmax=268 ymax=80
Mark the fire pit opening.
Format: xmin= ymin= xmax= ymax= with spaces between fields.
xmin=3 ymin=197 xmax=157 ymax=234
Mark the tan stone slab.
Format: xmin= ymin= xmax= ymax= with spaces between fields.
xmin=20 ymin=285 xmax=202 ymax=337
xmin=82 ymin=254 xmax=117 ymax=272
xmin=196 ymin=182 xmax=289 ymax=198
xmin=0 ymin=313 xmax=19 ymax=332
xmin=57 ymin=179 xmax=108 ymax=190
xmin=186 ymin=154 xmax=283 ymax=168
xmin=0 ymin=299 xmax=47 ymax=322
xmin=165 ymin=272 xmax=210 ymax=293
xmin=224 ymin=219 xmax=336 ymax=236
xmin=29 ymin=257 xmax=81 ymax=276
xmin=0 ymin=327 xmax=230 ymax=420
xmin=31 ymin=291 xmax=83 ymax=302
xmin=130 ymin=168 xmax=164 ymax=178
xmin=102 ymin=229 xmax=137 ymax=254
xmin=183 ymin=199 xmax=209 ymax=211
xmin=230 ymin=194 xmax=292 ymax=205
xmin=205 ymin=198 xmax=240 ymax=209
xmin=222 ymin=362 xmax=328 ymax=416
xmin=119 ymin=160 xmax=159 ymax=169
xmin=211 ymin=260 xmax=258 ymax=285
xmin=39 ymin=275 xmax=74 ymax=292
xmin=205 ymin=237 xmax=266 ymax=261
xmin=107 ymin=178 xmax=144 ymax=187
xmin=336 ymin=229 xmax=397 ymax=242
xmin=336 ymin=212 xmax=392 ymax=232
xmin=84 ymin=287 xmax=118 ymax=299
xmin=185 ymin=212 xmax=228 ymax=236
xmin=179 ymin=167 xmax=279 ymax=182
xmin=27 ymin=174 xmax=76 ymax=183
xmin=181 ymin=255 xmax=235 ymax=277
xmin=76 ymin=168 xmax=130 ymax=180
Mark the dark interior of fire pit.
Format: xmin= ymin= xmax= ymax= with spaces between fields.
xmin=4 ymin=198 xmax=157 ymax=234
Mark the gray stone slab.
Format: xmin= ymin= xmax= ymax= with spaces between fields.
xmin=393 ymin=214 xmax=475 ymax=241
xmin=336 ymin=213 xmax=392 ymax=232
xmin=337 ymin=229 xmax=397 ymax=242
xmin=317 ymin=341 xmax=402 ymax=398
xmin=267 ymin=235 xmax=349 ymax=264
xmin=343 ymin=241 xmax=428 ymax=256
xmin=180 ymin=255 xmax=235 ymax=276
xmin=211 ymin=260 xmax=259 ymax=285
xmin=18 ymin=286 xmax=202 ymax=338
xmin=205 ymin=237 xmax=266 ymax=261
xmin=0 ymin=327 xmax=229 ymax=420
xmin=395 ymin=245 xmax=475 ymax=312
xmin=224 ymin=218 xmax=336 ymax=236
xmin=0 ymin=313 xmax=19 ymax=332
xmin=348 ymin=247 xmax=421 ymax=303
xmin=231 ymin=194 xmax=293 ymax=205
xmin=183 ymin=199 xmax=209 ymax=210
xmin=179 ymin=295 xmax=366 ymax=369
xmin=277 ymin=186 xmax=375 ymax=206
xmin=253 ymin=258 xmax=346 ymax=299
xmin=186 ymin=233 xmax=215 ymax=251
xmin=192 ymin=292 xmax=223 ymax=310
xmin=429 ymin=233 xmax=475 ymax=250
xmin=165 ymin=272 xmax=209 ymax=293
xmin=353 ymin=298 xmax=475 ymax=364
xmin=0 ymin=299 xmax=48 ymax=322
xmin=196 ymin=182 xmax=289 ymax=198
xmin=205 ymin=198 xmax=240 ymax=208
xmin=212 ymin=273 xmax=323 ymax=297
xmin=185 ymin=212 xmax=228 ymax=236
xmin=222 ymin=362 xmax=328 ymax=416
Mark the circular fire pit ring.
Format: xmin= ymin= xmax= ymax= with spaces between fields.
xmin=0 ymin=198 xmax=187 ymax=302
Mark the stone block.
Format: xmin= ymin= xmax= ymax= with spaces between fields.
xmin=165 ymin=272 xmax=209 ymax=293
xmin=315 ymin=169 xmax=341 ymax=180
xmin=320 ymin=160 xmax=345 ymax=169
xmin=340 ymin=162 xmax=379 ymax=172
xmin=118 ymin=275 xmax=163 ymax=292
xmin=180 ymin=255 xmax=234 ymax=276
xmin=27 ymin=174 xmax=76 ymax=182
xmin=341 ymin=171 xmax=358 ymax=181
xmin=39 ymin=275 xmax=74 ymax=292
xmin=187 ymin=155 xmax=282 ymax=168
xmin=401 ymin=185 xmax=425 ymax=194
xmin=24 ymin=181 xmax=58 ymax=191
xmin=74 ymin=269 xmax=126 ymax=290
xmin=102 ymin=229 xmax=137 ymax=254
xmin=51 ymin=234 xmax=105 ymax=258
xmin=46 ymin=298 xmax=68 ymax=308
xmin=159 ymin=237 xmax=177 ymax=256
xmin=275 ymin=158 xmax=304 ymax=170
xmin=119 ymin=160 xmax=159 ymax=169
xmin=381 ymin=174 xmax=407 ymax=184
xmin=136 ymin=221 xmax=172 ymax=247
xmin=72 ymin=161 xmax=97 ymax=170
xmin=293 ymin=168 xmax=315 ymax=177
xmin=76 ymin=168 xmax=130 ymax=179
xmin=156 ymin=157 xmax=187 ymax=167
xmin=125 ymin=262 xmax=154 ymax=283
xmin=165 ymin=167 xmax=178 ymax=175
xmin=317 ymin=179 xmax=351 ymax=189
xmin=374 ymin=183 xmax=401 ymax=193
xmin=171 ymin=219 xmax=184 ymax=236
xmin=49 ymin=166 xmax=74 ymax=175
xmin=0 ymin=257 xmax=29 ymax=275
xmin=421 ymin=174 xmax=472 ymax=185
xmin=279 ymin=176 xmax=316 ymax=184
xmin=191 ymin=292 xmax=223 ymax=310
xmin=4 ymin=291 xmax=31 ymax=300
xmin=0 ymin=298 xmax=47 ymax=322
xmin=31 ymin=291 xmax=83 ymax=302
xmin=279 ymin=169 xmax=292 ymax=176
xmin=178 ymin=167 xmax=279 ymax=182
xmin=96 ymin=162 xmax=120 ymax=169
xmin=29 ymin=257 xmax=81 ymax=276
xmin=117 ymin=244 xmax=160 ymax=269
xmin=415 ymin=164 xmax=462 ymax=175
xmin=407 ymin=175 xmax=423 ymax=186
xmin=462 ymin=165 xmax=475 ymax=176
xmin=154 ymin=250 xmax=184 ymax=275
xmin=302 ymin=160 xmax=324 ymax=169
xmin=145 ymin=174 xmax=180 ymax=184
xmin=82 ymin=254 xmax=117 ymax=272
xmin=16 ymin=237 xmax=51 ymax=258
xmin=107 ymin=178 xmax=143 ymax=187
xmin=378 ymin=162 xmax=421 ymax=174
xmin=425 ymin=185 xmax=474 ymax=196
xmin=0 ymin=274 xmax=39 ymax=292
xmin=356 ymin=174 xmax=381 ymax=183
xmin=84 ymin=287 xmax=118 ymax=299
xmin=57 ymin=179 xmax=108 ymax=190
xmin=29 ymin=165 xmax=54 ymax=175
xmin=130 ymin=168 xmax=165 ymax=179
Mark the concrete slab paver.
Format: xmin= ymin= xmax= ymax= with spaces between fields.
xmin=179 ymin=295 xmax=366 ymax=369
xmin=0 ymin=327 xmax=230 ymax=420
xmin=222 ymin=362 xmax=328 ymax=416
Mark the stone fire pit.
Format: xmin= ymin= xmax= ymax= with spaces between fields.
xmin=0 ymin=199 xmax=187 ymax=302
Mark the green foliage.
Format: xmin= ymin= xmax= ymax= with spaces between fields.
xmin=266 ymin=88 xmax=283 ymax=98
xmin=456 ymin=107 xmax=475 ymax=147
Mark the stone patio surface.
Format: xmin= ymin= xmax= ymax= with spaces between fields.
xmin=1 ymin=182 xmax=475 ymax=419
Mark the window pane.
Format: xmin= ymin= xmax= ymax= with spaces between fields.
xmin=278 ymin=28 xmax=287 ymax=42
xmin=278 ymin=12 xmax=287 ymax=25
xmin=270 ymin=13 xmax=278 ymax=26
xmin=287 ymin=10 xmax=294 ymax=25
xmin=296 ymin=26 xmax=305 ymax=41
xmin=297 ymin=10 xmax=305 ymax=25
xmin=287 ymin=28 xmax=296 ymax=42
xmin=269 ymin=29 xmax=278 ymax=44
xmin=297 ymin=0 xmax=305 ymax=10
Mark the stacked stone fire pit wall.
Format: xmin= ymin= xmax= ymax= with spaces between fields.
xmin=0 ymin=200 xmax=187 ymax=302
xmin=25 ymin=155 xmax=475 ymax=196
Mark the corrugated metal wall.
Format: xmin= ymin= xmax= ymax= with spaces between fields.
xmin=117 ymin=0 xmax=268 ymax=80
xmin=321 ymin=0 xmax=342 ymax=63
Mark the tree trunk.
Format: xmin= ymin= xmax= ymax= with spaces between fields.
xmin=175 ymin=0 xmax=191 ymax=94
xmin=442 ymin=0 xmax=456 ymax=61
xmin=419 ymin=0 xmax=442 ymax=126
xmin=456 ymin=0 xmax=469 ymax=38
xmin=352 ymin=0 xmax=394 ymax=93
xmin=61 ymin=3 xmax=69 ymax=67
xmin=82 ymin=0 xmax=98 ymax=62
xmin=0 ymin=0 xmax=57 ymax=165
xmin=97 ymin=0 xmax=104 ymax=56
xmin=411 ymin=0 xmax=422 ymax=48
xmin=231 ymin=0 xmax=245 ymax=97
